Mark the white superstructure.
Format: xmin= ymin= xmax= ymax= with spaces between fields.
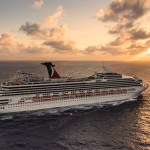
xmin=0 ymin=62 xmax=148 ymax=113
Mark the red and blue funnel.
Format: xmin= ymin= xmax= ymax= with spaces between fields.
xmin=41 ymin=62 xmax=61 ymax=78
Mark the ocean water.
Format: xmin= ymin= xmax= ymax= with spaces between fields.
xmin=0 ymin=61 xmax=149 ymax=150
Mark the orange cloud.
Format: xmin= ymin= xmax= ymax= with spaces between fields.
xmin=43 ymin=39 xmax=76 ymax=52
xmin=43 ymin=6 xmax=63 ymax=27
xmin=96 ymin=0 xmax=149 ymax=21
xmin=130 ymin=26 xmax=150 ymax=40
xmin=0 ymin=33 xmax=14 ymax=46
xmin=19 ymin=6 xmax=77 ymax=54
xmin=20 ymin=45 xmax=48 ymax=54
xmin=32 ymin=0 xmax=44 ymax=9
xmin=94 ymin=0 xmax=150 ymax=56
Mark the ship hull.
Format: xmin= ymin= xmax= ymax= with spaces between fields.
xmin=0 ymin=86 xmax=147 ymax=113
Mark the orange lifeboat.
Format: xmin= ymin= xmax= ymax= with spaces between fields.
xmin=94 ymin=91 xmax=100 ymax=95
xmin=63 ymin=94 xmax=68 ymax=96
xmin=86 ymin=92 xmax=92 ymax=95
xmin=116 ymin=90 xmax=122 ymax=93
xmin=80 ymin=92 xmax=85 ymax=95
xmin=70 ymin=93 xmax=76 ymax=97
xmin=122 ymin=89 xmax=127 ymax=93
xmin=41 ymin=96 xmax=51 ymax=100
xmin=51 ymin=95 xmax=59 ymax=99
xmin=32 ymin=96 xmax=40 ymax=101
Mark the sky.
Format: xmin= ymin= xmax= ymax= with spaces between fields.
xmin=0 ymin=0 xmax=150 ymax=61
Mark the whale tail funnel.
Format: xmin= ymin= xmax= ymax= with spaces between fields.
xmin=41 ymin=62 xmax=61 ymax=78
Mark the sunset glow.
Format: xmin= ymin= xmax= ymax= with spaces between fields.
xmin=0 ymin=0 xmax=150 ymax=61
xmin=145 ymin=48 xmax=150 ymax=54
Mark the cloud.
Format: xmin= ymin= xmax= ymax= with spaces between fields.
xmin=20 ymin=22 xmax=39 ymax=34
xmin=83 ymin=46 xmax=101 ymax=54
xmin=94 ymin=0 xmax=150 ymax=56
xmin=96 ymin=0 xmax=149 ymax=22
xmin=43 ymin=39 xmax=75 ymax=52
xmin=20 ymin=22 xmax=40 ymax=35
xmin=42 ymin=25 xmax=76 ymax=52
xmin=100 ymin=45 xmax=126 ymax=55
xmin=43 ymin=6 xmax=63 ymax=27
xmin=32 ymin=0 xmax=44 ymax=9
xmin=130 ymin=27 xmax=150 ymax=40
xmin=128 ymin=42 xmax=144 ymax=49
xmin=83 ymin=36 xmax=150 ymax=56
xmin=84 ymin=44 xmax=127 ymax=55
xmin=109 ymin=36 xmax=126 ymax=46
xmin=0 ymin=47 xmax=9 ymax=54
xmin=19 ymin=21 xmax=73 ymax=49
xmin=20 ymin=46 xmax=47 ymax=54
xmin=19 ymin=6 xmax=65 ymax=40
xmin=96 ymin=8 xmax=115 ymax=22
xmin=19 ymin=6 xmax=77 ymax=53
xmin=0 ymin=33 xmax=13 ymax=55
xmin=49 ymin=25 xmax=68 ymax=40
xmin=19 ymin=21 xmax=75 ymax=51
xmin=108 ymin=21 xmax=133 ymax=35
xmin=0 ymin=33 xmax=14 ymax=46
xmin=126 ymin=40 xmax=150 ymax=55
xmin=19 ymin=22 xmax=48 ymax=39
xmin=0 ymin=33 xmax=18 ymax=56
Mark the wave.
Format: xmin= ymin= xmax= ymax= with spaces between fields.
xmin=0 ymin=115 xmax=14 ymax=120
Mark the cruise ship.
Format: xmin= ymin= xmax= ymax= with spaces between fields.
xmin=0 ymin=62 xmax=148 ymax=113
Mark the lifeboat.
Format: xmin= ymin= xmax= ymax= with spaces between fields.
xmin=63 ymin=94 xmax=68 ymax=96
xmin=69 ymin=94 xmax=76 ymax=97
xmin=80 ymin=92 xmax=85 ymax=95
xmin=41 ymin=96 xmax=51 ymax=100
xmin=122 ymin=89 xmax=127 ymax=93
xmin=32 ymin=96 xmax=40 ymax=101
xmin=94 ymin=91 xmax=100 ymax=95
xmin=51 ymin=95 xmax=59 ymax=99
xmin=86 ymin=92 xmax=92 ymax=96
xmin=116 ymin=90 xmax=122 ymax=93
xmin=109 ymin=90 xmax=114 ymax=93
